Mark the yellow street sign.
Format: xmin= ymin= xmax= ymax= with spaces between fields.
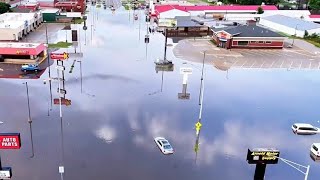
xmin=195 ymin=122 xmax=202 ymax=129
xmin=63 ymin=52 xmax=69 ymax=60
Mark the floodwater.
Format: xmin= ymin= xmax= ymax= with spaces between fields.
xmin=1 ymin=5 xmax=320 ymax=180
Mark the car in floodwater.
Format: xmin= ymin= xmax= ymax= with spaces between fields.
xmin=310 ymin=143 xmax=320 ymax=161
xmin=292 ymin=123 xmax=320 ymax=135
xmin=154 ymin=137 xmax=174 ymax=155
xmin=21 ymin=64 xmax=39 ymax=72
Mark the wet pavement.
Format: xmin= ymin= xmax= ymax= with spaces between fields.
xmin=1 ymin=4 xmax=320 ymax=180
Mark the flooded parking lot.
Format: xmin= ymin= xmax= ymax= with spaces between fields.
xmin=1 ymin=4 xmax=320 ymax=180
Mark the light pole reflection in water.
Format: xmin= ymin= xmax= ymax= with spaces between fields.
xmin=56 ymin=60 xmax=65 ymax=180
xmin=23 ymin=82 xmax=35 ymax=158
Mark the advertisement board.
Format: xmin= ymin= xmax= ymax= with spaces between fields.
xmin=158 ymin=19 xmax=177 ymax=28
xmin=247 ymin=148 xmax=280 ymax=164
xmin=0 ymin=133 xmax=21 ymax=149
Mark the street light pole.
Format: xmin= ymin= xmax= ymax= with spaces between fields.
xmin=77 ymin=60 xmax=82 ymax=93
xmin=199 ymin=51 xmax=206 ymax=105
xmin=24 ymin=82 xmax=34 ymax=158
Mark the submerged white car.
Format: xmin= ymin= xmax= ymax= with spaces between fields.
xmin=154 ymin=137 xmax=174 ymax=155
xmin=292 ymin=123 xmax=320 ymax=135
xmin=310 ymin=143 xmax=320 ymax=161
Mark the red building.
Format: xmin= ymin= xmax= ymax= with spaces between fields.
xmin=53 ymin=0 xmax=86 ymax=13
xmin=211 ymin=25 xmax=285 ymax=49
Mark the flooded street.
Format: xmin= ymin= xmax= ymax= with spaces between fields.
xmin=1 ymin=4 xmax=320 ymax=180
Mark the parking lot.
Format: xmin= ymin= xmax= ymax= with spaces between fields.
xmin=173 ymin=39 xmax=320 ymax=70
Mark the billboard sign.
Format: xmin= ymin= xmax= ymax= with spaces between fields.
xmin=180 ymin=67 xmax=192 ymax=75
xmin=247 ymin=148 xmax=280 ymax=164
xmin=54 ymin=98 xmax=71 ymax=106
xmin=0 ymin=167 xmax=12 ymax=179
xmin=50 ymin=52 xmax=69 ymax=60
xmin=0 ymin=133 xmax=21 ymax=149
xmin=158 ymin=18 xmax=177 ymax=28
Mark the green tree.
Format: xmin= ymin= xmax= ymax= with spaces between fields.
xmin=309 ymin=0 xmax=320 ymax=10
xmin=0 ymin=2 xmax=10 ymax=14
xmin=257 ymin=6 xmax=264 ymax=13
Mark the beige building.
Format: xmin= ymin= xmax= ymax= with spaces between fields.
xmin=0 ymin=0 xmax=10 ymax=3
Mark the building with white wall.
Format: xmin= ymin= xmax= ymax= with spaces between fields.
xmin=0 ymin=12 xmax=43 ymax=41
xmin=259 ymin=15 xmax=320 ymax=37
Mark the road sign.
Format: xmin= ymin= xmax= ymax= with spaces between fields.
xmin=50 ymin=52 xmax=69 ymax=60
xmin=59 ymin=166 xmax=64 ymax=173
xmin=54 ymin=98 xmax=71 ymax=106
xmin=0 ymin=167 xmax=12 ymax=179
xmin=180 ymin=67 xmax=192 ymax=75
xmin=247 ymin=148 xmax=280 ymax=164
xmin=55 ymin=65 xmax=65 ymax=71
xmin=195 ymin=122 xmax=202 ymax=129
xmin=0 ymin=133 xmax=21 ymax=149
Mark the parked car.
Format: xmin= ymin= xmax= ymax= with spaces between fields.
xmin=291 ymin=123 xmax=319 ymax=135
xmin=21 ymin=64 xmax=39 ymax=72
xmin=310 ymin=143 xmax=320 ymax=161
xmin=154 ymin=137 xmax=174 ymax=155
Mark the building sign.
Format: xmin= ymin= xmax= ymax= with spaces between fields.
xmin=158 ymin=19 xmax=177 ymax=28
xmin=50 ymin=52 xmax=69 ymax=60
xmin=0 ymin=167 xmax=12 ymax=179
xmin=180 ymin=67 xmax=192 ymax=74
xmin=0 ymin=133 xmax=21 ymax=149
xmin=54 ymin=98 xmax=71 ymax=106
xmin=16 ymin=50 xmax=29 ymax=55
xmin=247 ymin=148 xmax=280 ymax=164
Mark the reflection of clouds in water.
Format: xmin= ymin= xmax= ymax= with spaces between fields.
xmin=92 ymin=35 xmax=106 ymax=47
xmin=128 ymin=113 xmax=316 ymax=166
xmin=95 ymin=125 xmax=117 ymax=144
xmin=67 ymin=74 xmax=139 ymax=84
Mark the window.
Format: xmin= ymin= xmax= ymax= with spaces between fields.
xmin=157 ymin=140 xmax=162 ymax=146
xmin=258 ymin=41 xmax=264 ymax=44
xmin=265 ymin=41 xmax=272 ymax=44
xmin=250 ymin=41 xmax=258 ymax=43
xmin=313 ymin=145 xmax=319 ymax=152
xmin=293 ymin=125 xmax=297 ymax=129
xmin=164 ymin=145 xmax=172 ymax=149
xmin=299 ymin=127 xmax=317 ymax=131
xmin=238 ymin=41 xmax=248 ymax=46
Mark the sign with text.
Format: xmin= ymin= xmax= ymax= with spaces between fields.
xmin=0 ymin=133 xmax=21 ymax=149
xmin=180 ymin=67 xmax=192 ymax=75
xmin=54 ymin=98 xmax=71 ymax=106
xmin=247 ymin=148 xmax=280 ymax=164
xmin=50 ymin=52 xmax=69 ymax=60
xmin=0 ymin=167 xmax=12 ymax=179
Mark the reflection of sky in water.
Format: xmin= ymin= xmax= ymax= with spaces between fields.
xmin=1 ymin=6 xmax=320 ymax=180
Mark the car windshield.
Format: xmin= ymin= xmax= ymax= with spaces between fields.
xmin=164 ymin=145 xmax=172 ymax=149
xmin=161 ymin=140 xmax=169 ymax=145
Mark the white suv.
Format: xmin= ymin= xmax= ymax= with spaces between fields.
xmin=310 ymin=143 xmax=320 ymax=161
xmin=292 ymin=123 xmax=319 ymax=135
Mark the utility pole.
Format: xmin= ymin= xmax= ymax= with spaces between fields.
xmin=199 ymin=51 xmax=206 ymax=105
xmin=164 ymin=28 xmax=168 ymax=61
xmin=24 ymin=82 xmax=34 ymax=158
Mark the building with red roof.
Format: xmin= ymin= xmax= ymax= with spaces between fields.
xmin=53 ymin=0 xmax=86 ymax=13
xmin=152 ymin=4 xmax=278 ymax=19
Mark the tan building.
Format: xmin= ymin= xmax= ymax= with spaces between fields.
xmin=0 ymin=0 xmax=10 ymax=3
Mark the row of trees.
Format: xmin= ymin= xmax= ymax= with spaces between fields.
xmin=0 ymin=2 xmax=11 ymax=14
xmin=309 ymin=0 xmax=320 ymax=10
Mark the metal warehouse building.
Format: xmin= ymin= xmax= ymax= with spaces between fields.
xmin=0 ymin=12 xmax=43 ymax=41
xmin=259 ymin=15 xmax=320 ymax=38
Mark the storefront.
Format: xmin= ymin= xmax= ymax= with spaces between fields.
xmin=211 ymin=25 xmax=285 ymax=49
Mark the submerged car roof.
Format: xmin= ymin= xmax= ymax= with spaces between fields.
xmin=293 ymin=123 xmax=314 ymax=128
